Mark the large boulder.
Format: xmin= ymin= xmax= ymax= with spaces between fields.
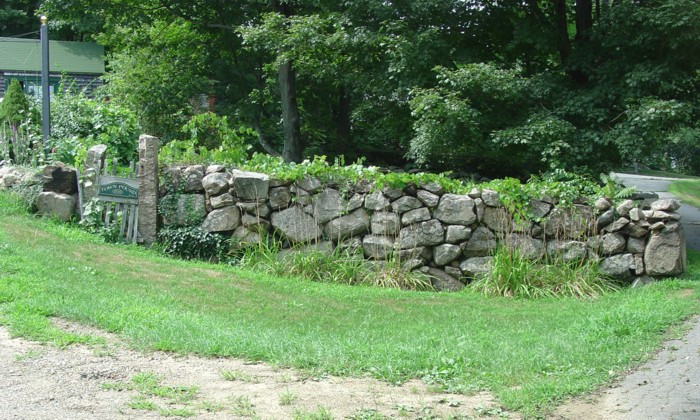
xmin=401 ymin=208 xmax=431 ymax=226
xmin=202 ymin=206 xmax=241 ymax=232
xmin=601 ymin=233 xmax=626 ymax=255
xmin=42 ymin=163 xmax=78 ymax=194
xmin=481 ymin=189 xmax=500 ymax=207
xmin=364 ymin=191 xmax=390 ymax=211
xmin=391 ymin=196 xmax=423 ymax=214
xmin=504 ymin=234 xmax=544 ymax=260
xmin=482 ymin=207 xmax=511 ymax=233
xmin=271 ymin=206 xmax=321 ymax=243
xmin=202 ymin=172 xmax=230 ymax=196
xmin=237 ymin=202 xmax=271 ymax=218
xmin=324 ymin=209 xmax=370 ymax=241
xmin=313 ymin=188 xmax=346 ymax=224
xmin=459 ymin=257 xmax=493 ymax=280
xmin=426 ymin=268 xmax=464 ymax=292
xmin=434 ymin=194 xmax=476 ymax=226
xmin=210 ymin=193 xmax=235 ymax=209
xmin=36 ymin=192 xmax=77 ymax=222
xmin=463 ymin=226 xmax=497 ymax=257
xmin=182 ymin=166 xmax=205 ymax=193
xmin=433 ymin=244 xmax=462 ymax=265
xmin=445 ymin=225 xmax=472 ymax=244
xmin=543 ymin=205 xmax=595 ymax=238
xmin=362 ymin=235 xmax=395 ymax=260
xmin=398 ymin=219 xmax=444 ymax=249
xmin=161 ymin=194 xmax=206 ymax=226
xmin=295 ymin=176 xmax=322 ymax=194
xmin=231 ymin=170 xmax=270 ymax=200
xmin=417 ymin=190 xmax=440 ymax=208
xmin=644 ymin=222 xmax=686 ymax=276
xmin=269 ymin=187 xmax=292 ymax=209
xmin=599 ymin=253 xmax=635 ymax=279
xmin=371 ymin=212 xmax=400 ymax=236
xmin=651 ymin=199 xmax=681 ymax=212
xmin=546 ymin=240 xmax=588 ymax=263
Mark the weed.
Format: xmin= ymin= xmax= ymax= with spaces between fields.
xmin=350 ymin=408 xmax=386 ymax=419
xmin=470 ymin=246 xmax=618 ymax=299
xmin=13 ymin=349 xmax=43 ymax=361
xmin=279 ymin=389 xmax=297 ymax=406
xmin=128 ymin=396 xmax=159 ymax=411
xmin=230 ymin=395 xmax=256 ymax=416
xmin=220 ymin=369 xmax=258 ymax=383
xmin=293 ymin=405 xmax=334 ymax=420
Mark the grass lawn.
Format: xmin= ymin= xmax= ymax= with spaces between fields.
xmin=0 ymin=192 xmax=698 ymax=417
xmin=669 ymin=179 xmax=700 ymax=208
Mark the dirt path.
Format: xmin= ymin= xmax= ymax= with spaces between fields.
xmin=0 ymin=319 xmax=499 ymax=419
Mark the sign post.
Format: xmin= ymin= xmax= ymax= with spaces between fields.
xmin=40 ymin=15 xmax=50 ymax=158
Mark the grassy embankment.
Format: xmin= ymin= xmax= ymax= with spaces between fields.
xmin=669 ymin=178 xmax=700 ymax=208
xmin=0 ymin=192 xmax=698 ymax=417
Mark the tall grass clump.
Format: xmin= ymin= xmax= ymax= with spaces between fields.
xmin=470 ymin=246 xmax=618 ymax=299
xmin=234 ymin=237 xmax=432 ymax=291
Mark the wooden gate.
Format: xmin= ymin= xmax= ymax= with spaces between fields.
xmin=90 ymin=159 xmax=140 ymax=243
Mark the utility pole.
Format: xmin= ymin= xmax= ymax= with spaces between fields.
xmin=40 ymin=15 xmax=50 ymax=157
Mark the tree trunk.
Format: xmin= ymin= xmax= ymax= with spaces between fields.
xmin=575 ymin=0 xmax=593 ymax=41
xmin=553 ymin=0 xmax=571 ymax=65
xmin=278 ymin=60 xmax=303 ymax=163
xmin=335 ymin=86 xmax=351 ymax=157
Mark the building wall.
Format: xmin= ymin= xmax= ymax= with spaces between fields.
xmin=0 ymin=72 xmax=103 ymax=98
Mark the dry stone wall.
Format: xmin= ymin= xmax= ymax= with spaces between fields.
xmin=160 ymin=165 xmax=688 ymax=291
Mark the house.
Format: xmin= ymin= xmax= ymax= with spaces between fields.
xmin=0 ymin=37 xmax=105 ymax=98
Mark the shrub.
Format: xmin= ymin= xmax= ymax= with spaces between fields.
xmin=49 ymin=81 xmax=140 ymax=166
xmin=158 ymin=225 xmax=229 ymax=262
xmin=159 ymin=112 xmax=254 ymax=165
xmin=0 ymin=80 xmax=42 ymax=165
xmin=0 ymin=80 xmax=31 ymax=126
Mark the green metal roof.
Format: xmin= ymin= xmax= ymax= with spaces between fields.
xmin=0 ymin=37 xmax=104 ymax=74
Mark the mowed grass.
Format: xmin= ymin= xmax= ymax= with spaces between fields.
xmin=670 ymin=179 xmax=700 ymax=208
xmin=0 ymin=193 xmax=698 ymax=416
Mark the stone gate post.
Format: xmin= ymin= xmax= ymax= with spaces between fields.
xmin=138 ymin=134 xmax=159 ymax=245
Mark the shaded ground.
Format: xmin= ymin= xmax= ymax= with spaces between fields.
xmin=0 ymin=319 xmax=501 ymax=419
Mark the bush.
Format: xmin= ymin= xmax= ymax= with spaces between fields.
xmin=0 ymin=80 xmax=42 ymax=165
xmin=158 ymin=225 xmax=229 ymax=262
xmin=159 ymin=112 xmax=254 ymax=165
xmin=0 ymin=80 xmax=31 ymax=126
xmin=49 ymin=81 xmax=140 ymax=166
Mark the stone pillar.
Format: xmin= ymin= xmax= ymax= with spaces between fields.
xmin=82 ymin=144 xmax=107 ymax=206
xmin=138 ymin=135 xmax=159 ymax=245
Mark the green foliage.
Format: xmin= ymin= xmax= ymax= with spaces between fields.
xmin=78 ymin=198 xmax=122 ymax=243
xmin=470 ymin=246 xmax=619 ymax=299
xmin=158 ymin=226 xmax=229 ymax=262
xmin=49 ymin=82 xmax=139 ymax=167
xmin=4 ymin=166 xmax=43 ymax=211
xmin=236 ymin=239 xmax=432 ymax=291
xmin=159 ymin=113 xmax=254 ymax=165
xmin=0 ymin=80 xmax=30 ymax=126
xmin=0 ymin=80 xmax=42 ymax=165
xmin=100 ymin=21 xmax=212 ymax=141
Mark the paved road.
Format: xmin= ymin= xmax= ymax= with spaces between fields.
xmin=614 ymin=173 xmax=700 ymax=251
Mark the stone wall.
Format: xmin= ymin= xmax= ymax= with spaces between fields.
xmin=160 ymin=165 xmax=687 ymax=291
